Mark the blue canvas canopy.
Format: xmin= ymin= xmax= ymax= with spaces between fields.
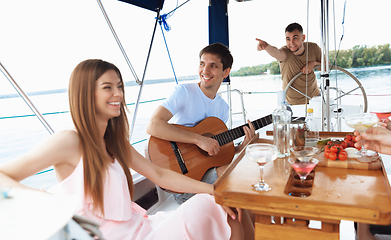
xmin=118 ymin=0 xmax=165 ymax=12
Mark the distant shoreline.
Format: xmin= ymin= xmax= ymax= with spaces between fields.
xmin=231 ymin=63 xmax=391 ymax=77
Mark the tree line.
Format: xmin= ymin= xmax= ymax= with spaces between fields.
xmin=231 ymin=44 xmax=391 ymax=76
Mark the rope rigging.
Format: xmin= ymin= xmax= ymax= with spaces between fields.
xmin=331 ymin=0 xmax=347 ymax=67
xmin=156 ymin=0 xmax=192 ymax=85
xmin=157 ymin=2 xmax=178 ymax=84
xmin=330 ymin=0 xmax=346 ymax=123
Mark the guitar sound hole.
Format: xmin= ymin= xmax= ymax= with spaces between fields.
xmin=199 ymin=133 xmax=215 ymax=156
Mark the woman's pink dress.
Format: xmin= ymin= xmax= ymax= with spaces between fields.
xmin=49 ymin=159 xmax=231 ymax=240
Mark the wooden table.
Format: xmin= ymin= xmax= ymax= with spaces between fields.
xmin=214 ymin=135 xmax=391 ymax=240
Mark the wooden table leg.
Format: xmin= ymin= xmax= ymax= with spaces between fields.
xmin=254 ymin=214 xmax=340 ymax=240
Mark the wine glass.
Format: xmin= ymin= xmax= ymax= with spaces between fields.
xmin=345 ymin=113 xmax=378 ymax=157
xmin=246 ymin=143 xmax=278 ymax=192
xmin=288 ymin=157 xmax=319 ymax=195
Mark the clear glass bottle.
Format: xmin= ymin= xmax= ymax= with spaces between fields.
xmin=305 ymin=108 xmax=319 ymax=147
xmin=273 ymin=91 xmax=291 ymax=158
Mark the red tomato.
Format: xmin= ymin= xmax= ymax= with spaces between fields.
xmin=329 ymin=152 xmax=337 ymax=161
xmin=345 ymin=135 xmax=352 ymax=141
xmin=341 ymin=142 xmax=348 ymax=149
xmin=325 ymin=145 xmax=331 ymax=151
xmin=338 ymin=151 xmax=348 ymax=161
xmin=348 ymin=141 xmax=355 ymax=147
xmin=334 ymin=141 xmax=342 ymax=147
xmin=327 ymin=141 xmax=333 ymax=145
xmin=352 ymin=136 xmax=357 ymax=142
xmin=330 ymin=146 xmax=339 ymax=153
xmin=324 ymin=150 xmax=330 ymax=158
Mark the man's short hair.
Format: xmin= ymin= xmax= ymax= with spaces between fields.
xmin=199 ymin=43 xmax=233 ymax=70
xmin=285 ymin=23 xmax=303 ymax=34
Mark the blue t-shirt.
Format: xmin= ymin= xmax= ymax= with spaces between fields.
xmin=161 ymin=83 xmax=229 ymax=127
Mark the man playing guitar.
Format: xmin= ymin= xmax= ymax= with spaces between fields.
xmin=146 ymin=43 xmax=255 ymax=204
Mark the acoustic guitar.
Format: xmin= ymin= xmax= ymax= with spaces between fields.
xmin=145 ymin=115 xmax=273 ymax=181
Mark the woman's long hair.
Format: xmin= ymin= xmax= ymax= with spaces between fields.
xmin=68 ymin=59 xmax=134 ymax=216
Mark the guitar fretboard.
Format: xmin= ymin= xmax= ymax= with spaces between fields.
xmin=212 ymin=114 xmax=273 ymax=146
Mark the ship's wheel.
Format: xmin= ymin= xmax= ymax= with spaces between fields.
xmin=284 ymin=65 xmax=368 ymax=131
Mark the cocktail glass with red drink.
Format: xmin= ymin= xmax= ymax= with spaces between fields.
xmin=370 ymin=106 xmax=391 ymax=123
xmin=288 ymin=157 xmax=319 ymax=197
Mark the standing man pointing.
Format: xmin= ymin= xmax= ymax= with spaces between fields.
xmin=256 ymin=22 xmax=322 ymax=105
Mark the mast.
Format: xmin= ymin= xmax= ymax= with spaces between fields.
xmin=320 ymin=0 xmax=331 ymax=131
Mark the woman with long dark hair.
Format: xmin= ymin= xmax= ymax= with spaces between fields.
xmin=0 ymin=59 xmax=254 ymax=240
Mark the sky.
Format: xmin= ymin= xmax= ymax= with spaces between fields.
xmin=0 ymin=0 xmax=390 ymax=95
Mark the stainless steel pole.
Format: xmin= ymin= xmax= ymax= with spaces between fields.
xmin=321 ymin=0 xmax=331 ymax=131
xmin=97 ymin=0 xmax=141 ymax=85
xmin=0 ymin=61 xmax=54 ymax=134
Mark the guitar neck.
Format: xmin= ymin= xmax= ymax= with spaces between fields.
xmin=212 ymin=114 xmax=273 ymax=146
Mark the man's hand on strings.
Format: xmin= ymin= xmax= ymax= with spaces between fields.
xmin=236 ymin=120 xmax=256 ymax=153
